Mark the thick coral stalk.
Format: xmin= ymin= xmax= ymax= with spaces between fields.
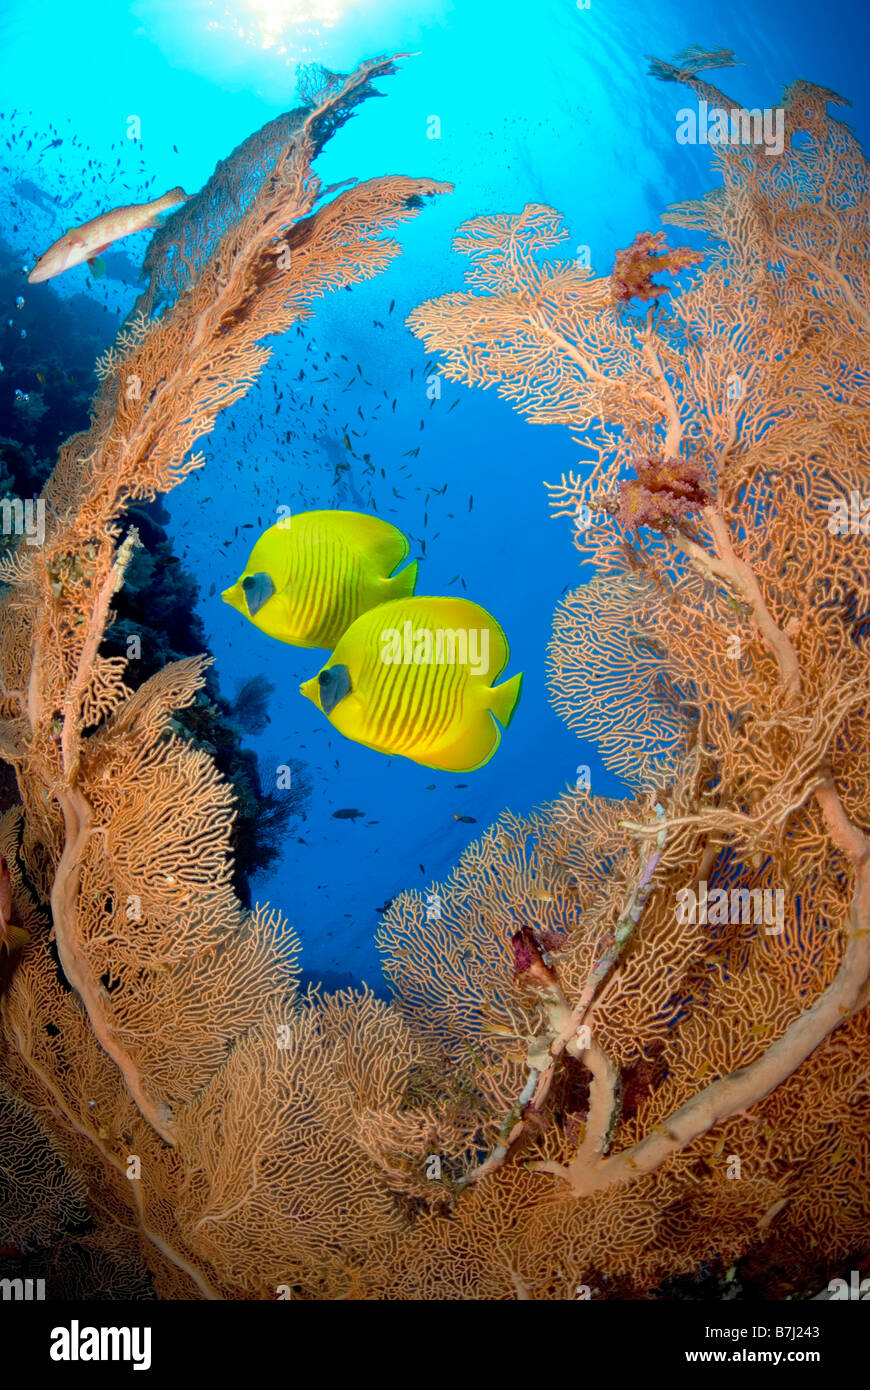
xmin=404 ymin=45 xmax=870 ymax=1288
xmin=536 ymin=822 xmax=870 ymax=1193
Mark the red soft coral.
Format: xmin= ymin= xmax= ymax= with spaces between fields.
xmin=610 ymin=230 xmax=704 ymax=306
xmin=511 ymin=926 xmax=558 ymax=990
xmin=605 ymin=454 xmax=714 ymax=532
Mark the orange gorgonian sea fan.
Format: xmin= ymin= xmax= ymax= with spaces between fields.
xmin=0 ymin=55 xmax=459 ymax=1301
xmin=403 ymin=45 xmax=870 ymax=1298
xmin=2 ymin=43 xmax=869 ymax=1304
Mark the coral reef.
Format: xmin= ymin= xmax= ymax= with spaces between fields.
xmin=405 ymin=49 xmax=870 ymax=1292
xmin=0 ymin=56 xmax=455 ymax=1297
xmin=1 ymin=47 xmax=868 ymax=1301
xmin=0 ymin=249 xmax=300 ymax=906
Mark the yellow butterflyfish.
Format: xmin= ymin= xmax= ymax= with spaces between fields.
xmin=221 ymin=510 xmax=418 ymax=650
xmin=299 ymin=595 xmax=523 ymax=772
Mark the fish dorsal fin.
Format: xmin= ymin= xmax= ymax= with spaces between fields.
xmin=308 ymin=510 xmax=411 ymax=576
xmin=412 ymin=596 xmax=511 ymax=682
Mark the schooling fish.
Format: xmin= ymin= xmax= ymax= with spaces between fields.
xmin=332 ymin=808 xmax=364 ymax=820
xmin=221 ymin=509 xmax=418 ymax=650
xmin=299 ymin=596 xmax=523 ymax=772
xmin=27 ymin=185 xmax=188 ymax=283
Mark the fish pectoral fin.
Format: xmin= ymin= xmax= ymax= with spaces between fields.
xmin=88 ymin=256 xmax=106 ymax=278
xmin=342 ymin=512 xmax=413 ymax=575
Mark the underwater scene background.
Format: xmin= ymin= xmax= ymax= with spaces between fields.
xmin=0 ymin=0 xmax=869 ymax=1309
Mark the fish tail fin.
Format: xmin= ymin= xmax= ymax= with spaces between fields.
xmin=388 ymin=559 xmax=418 ymax=600
xmin=488 ymin=671 xmax=523 ymax=729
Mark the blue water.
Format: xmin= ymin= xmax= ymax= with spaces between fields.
xmin=1 ymin=0 xmax=867 ymax=985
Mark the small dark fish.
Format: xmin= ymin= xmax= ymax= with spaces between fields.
xmin=419 ymin=864 xmax=425 ymax=874
xmin=333 ymin=808 xmax=364 ymax=820
xmin=447 ymin=399 xmax=459 ymax=412
xmin=468 ymin=495 xmax=473 ymax=512
xmin=454 ymin=814 xmax=477 ymax=824
xmin=455 ymin=784 xmax=468 ymax=788
xmin=388 ymin=299 xmax=395 ymax=314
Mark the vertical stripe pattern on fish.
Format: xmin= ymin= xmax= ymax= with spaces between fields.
xmin=221 ymin=509 xmax=418 ymax=650
xmin=300 ymin=596 xmax=523 ymax=771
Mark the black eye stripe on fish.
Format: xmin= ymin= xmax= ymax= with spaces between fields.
xmin=320 ymin=664 xmax=352 ymax=714
xmin=241 ymin=571 xmax=274 ymax=616
xmin=300 ymin=597 xmax=522 ymax=773
xmin=222 ymin=510 xmax=417 ymax=650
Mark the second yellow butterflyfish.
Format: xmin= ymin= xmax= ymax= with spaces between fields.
xmin=299 ymin=596 xmax=523 ymax=772
xmin=221 ymin=510 xmax=418 ymax=649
